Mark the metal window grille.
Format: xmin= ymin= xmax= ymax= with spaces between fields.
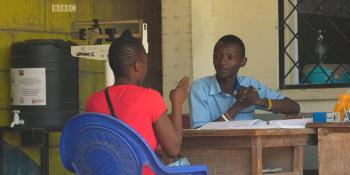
xmin=279 ymin=0 xmax=350 ymax=89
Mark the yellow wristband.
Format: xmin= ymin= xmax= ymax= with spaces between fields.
xmin=267 ymin=99 xmax=273 ymax=110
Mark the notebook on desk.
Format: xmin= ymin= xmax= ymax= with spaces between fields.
xmin=197 ymin=118 xmax=313 ymax=130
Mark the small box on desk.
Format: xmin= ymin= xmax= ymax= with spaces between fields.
xmin=313 ymin=112 xmax=340 ymax=123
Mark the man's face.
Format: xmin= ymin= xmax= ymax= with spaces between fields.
xmin=213 ymin=43 xmax=246 ymax=79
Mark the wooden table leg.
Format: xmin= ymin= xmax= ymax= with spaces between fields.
xmin=293 ymin=146 xmax=303 ymax=175
xmin=251 ymin=137 xmax=262 ymax=175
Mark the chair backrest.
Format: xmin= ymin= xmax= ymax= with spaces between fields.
xmin=60 ymin=112 xmax=208 ymax=175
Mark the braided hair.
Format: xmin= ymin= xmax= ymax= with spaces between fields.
xmin=108 ymin=30 xmax=146 ymax=76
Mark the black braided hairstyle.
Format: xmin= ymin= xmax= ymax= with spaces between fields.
xmin=108 ymin=30 xmax=146 ymax=76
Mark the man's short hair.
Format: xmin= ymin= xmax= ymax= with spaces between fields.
xmin=216 ymin=35 xmax=245 ymax=57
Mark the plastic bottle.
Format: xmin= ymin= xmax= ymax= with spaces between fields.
xmin=314 ymin=29 xmax=327 ymax=64
xmin=333 ymin=94 xmax=350 ymax=122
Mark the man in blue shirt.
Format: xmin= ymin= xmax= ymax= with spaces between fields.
xmin=189 ymin=34 xmax=300 ymax=128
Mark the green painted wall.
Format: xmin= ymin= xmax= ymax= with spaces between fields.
xmin=0 ymin=0 xmax=161 ymax=174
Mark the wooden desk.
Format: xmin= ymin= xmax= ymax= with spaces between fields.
xmin=307 ymin=123 xmax=350 ymax=175
xmin=182 ymin=128 xmax=317 ymax=175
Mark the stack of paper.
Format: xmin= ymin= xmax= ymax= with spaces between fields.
xmin=268 ymin=118 xmax=313 ymax=129
xmin=197 ymin=118 xmax=313 ymax=130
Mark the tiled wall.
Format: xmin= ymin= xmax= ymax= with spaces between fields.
xmin=162 ymin=0 xmax=192 ymax=112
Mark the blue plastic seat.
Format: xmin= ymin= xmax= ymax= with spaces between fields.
xmin=60 ymin=112 xmax=208 ymax=175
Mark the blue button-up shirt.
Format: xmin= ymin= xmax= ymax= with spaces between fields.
xmin=189 ymin=75 xmax=285 ymax=128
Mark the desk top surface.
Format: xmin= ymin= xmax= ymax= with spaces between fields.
xmin=307 ymin=122 xmax=350 ymax=128
xmin=183 ymin=128 xmax=316 ymax=137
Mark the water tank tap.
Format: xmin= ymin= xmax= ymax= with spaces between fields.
xmin=10 ymin=110 xmax=25 ymax=128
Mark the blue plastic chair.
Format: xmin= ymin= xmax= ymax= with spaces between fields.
xmin=60 ymin=112 xmax=208 ymax=175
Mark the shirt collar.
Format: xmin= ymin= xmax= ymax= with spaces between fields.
xmin=209 ymin=75 xmax=241 ymax=95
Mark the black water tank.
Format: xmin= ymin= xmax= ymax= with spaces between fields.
xmin=10 ymin=39 xmax=79 ymax=130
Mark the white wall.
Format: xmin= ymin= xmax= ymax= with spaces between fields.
xmin=162 ymin=0 xmax=192 ymax=112
xmin=161 ymin=0 xmax=348 ymax=170
xmin=191 ymin=0 xmax=215 ymax=79
xmin=162 ymin=0 xmax=348 ymax=113
xmin=191 ymin=0 xmax=279 ymax=89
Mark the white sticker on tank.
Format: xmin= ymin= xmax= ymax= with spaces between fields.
xmin=10 ymin=68 xmax=46 ymax=106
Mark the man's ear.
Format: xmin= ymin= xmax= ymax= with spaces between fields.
xmin=240 ymin=57 xmax=247 ymax=67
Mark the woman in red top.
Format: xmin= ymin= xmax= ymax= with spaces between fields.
xmin=86 ymin=30 xmax=190 ymax=174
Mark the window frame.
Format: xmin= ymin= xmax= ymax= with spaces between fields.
xmin=278 ymin=0 xmax=350 ymax=89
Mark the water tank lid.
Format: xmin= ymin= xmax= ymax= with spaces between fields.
xmin=22 ymin=39 xmax=76 ymax=47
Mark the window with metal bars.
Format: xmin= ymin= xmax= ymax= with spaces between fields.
xmin=279 ymin=0 xmax=350 ymax=89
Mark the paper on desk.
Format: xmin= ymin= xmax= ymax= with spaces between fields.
xmin=262 ymin=168 xmax=283 ymax=173
xmin=197 ymin=118 xmax=313 ymax=130
xmin=197 ymin=119 xmax=269 ymax=130
xmin=268 ymin=118 xmax=313 ymax=128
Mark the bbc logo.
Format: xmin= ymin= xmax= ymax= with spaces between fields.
xmin=52 ymin=4 xmax=76 ymax=12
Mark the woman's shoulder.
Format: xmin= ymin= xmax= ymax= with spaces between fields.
xmin=87 ymin=89 xmax=105 ymax=101
xmin=144 ymin=87 xmax=162 ymax=98
xmin=111 ymin=84 xmax=162 ymax=97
